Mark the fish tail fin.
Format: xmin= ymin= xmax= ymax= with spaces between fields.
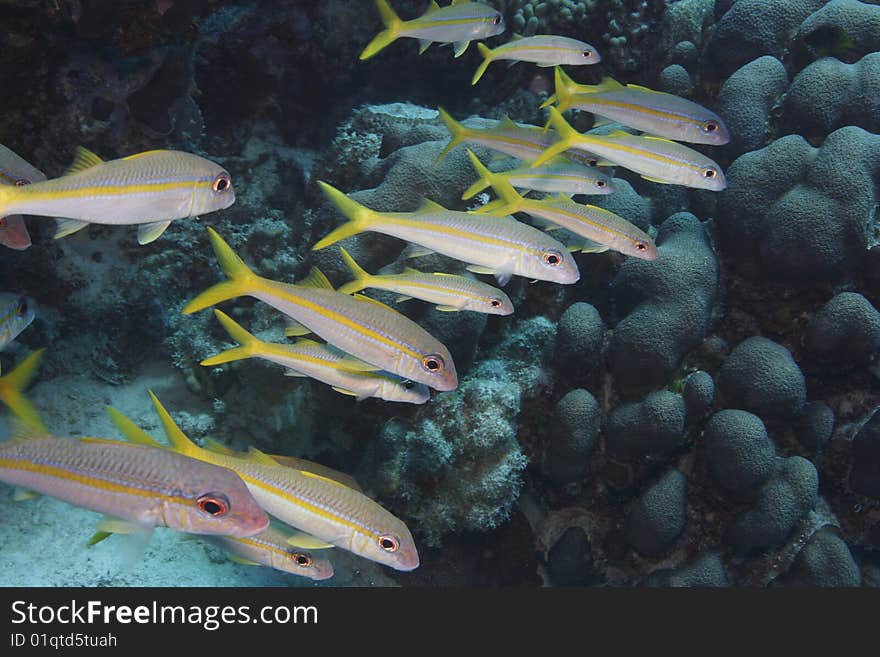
xmin=182 ymin=228 xmax=259 ymax=315
xmin=0 ymin=348 xmax=47 ymax=432
xmin=471 ymin=43 xmax=494 ymax=85
xmin=532 ymin=107 xmax=577 ymax=167
xmin=465 ymin=149 xmax=523 ymax=213
xmin=436 ymin=107 xmax=469 ymax=163
xmin=551 ymin=66 xmax=581 ymax=113
xmin=336 ymin=247 xmax=373 ymax=295
xmin=105 ymin=407 xmax=163 ymax=448
xmin=313 ymin=182 xmax=379 ymax=250
xmin=359 ymin=0 xmax=402 ymax=60
xmin=201 ymin=309 xmax=264 ymax=366
xmin=147 ymin=391 xmax=201 ymax=458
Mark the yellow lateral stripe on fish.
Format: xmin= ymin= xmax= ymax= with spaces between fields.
xmin=0 ymin=147 xmax=235 ymax=245
xmin=183 ymin=228 xmax=457 ymax=391
xmin=472 ymin=35 xmax=600 ymax=84
xmin=337 ymin=247 xmax=513 ymax=315
xmin=315 ymin=181 xmax=579 ymax=286
xmin=142 ymin=392 xmax=419 ymax=571
xmin=0 ymin=423 xmax=269 ymax=538
xmin=0 ymin=348 xmax=47 ymax=432
xmin=535 ymin=107 xmax=726 ymax=191
xmin=202 ymin=310 xmax=430 ymax=404
xmin=360 ymin=0 xmax=505 ymax=61
xmin=208 ymin=525 xmax=334 ymax=580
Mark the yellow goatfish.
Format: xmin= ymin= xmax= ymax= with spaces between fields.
xmin=206 ymin=525 xmax=335 ymax=581
xmin=437 ymin=108 xmax=599 ymax=166
xmin=315 ymin=181 xmax=580 ymax=286
xmin=0 ymin=295 xmax=36 ymax=352
xmin=472 ymin=34 xmax=600 ymax=85
xmin=337 ymin=247 xmax=514 ymax=315
xmin=0 ymin=144 xmax=46 ymax=250
xmin=462 ymin=160 xmax=614 ymax=199
xmin=361 ymin=0 xmax=505 ymax=60
xmin=468 ymin=151 xmax=657 ymax=260
xmin=113 ymin=394 xmax=420 ymax=571
xmin=542 ymin=67 xmax=730 ymax=145
xmin=0 ymin=423 xmax=269 ymax=538
xmin=0 ymin=147 xmax=235 ymax=245
xmin=203 ymin=310 xmax=431 ymax=404
xmin=535 ymin=107 xmax=727 ymax=191
xmin=184 ymin=229 xmax=457 ymax=392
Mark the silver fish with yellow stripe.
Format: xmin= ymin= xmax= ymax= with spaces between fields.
xmin=184 ymin=228 xmax=457 ymax=391
xmin=361 ymin=0 xmax=504 ymax=60
xmin=206 ymin=524 xmax=334 ymax=581
xmin=337 ymin=247 xmax=514 ymax=315
xmin=315 ymin=181 xmax=580 ymax=286
xmin=468 ymin=150 xmax=656 ymax=260
xmin=0 ymin=422 xmax=269 ymax=538
xmin=0 ymin=294 xmax=35 ymax=352
xmin=542 ymin=67 xmax=730 ymax=145
xmin=112 ymin=394 xmax=420 ymax=571
xmin=472 ymin=34 xmax=600 ymax=85
xmin=535 ymin=107 xmax=727 ymax=191
xmin=437 ymin=108 xmax=599 ymax=166
xmin=202 ymin=309 xmax=430 ymax=404
xmin=0 ymin=144 xmax=45 ymax=250
xmin=0 ymin=147 xmax=235 ymax=245
xmin=462 ymin=160 xmax=614 ymax=199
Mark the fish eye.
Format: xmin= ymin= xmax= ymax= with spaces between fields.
xmin=422 ymin=354 xmax=445 ymax=372
xmin=291 ymin=552 xmax=313 ymax=567
xmin=16 ymin=298 xmax=28 ymax=316
xmin=489 ymin=297 xmax=502 ymax=308
xmin=378 ymin=535 xmax=400 ymax=552
xmin=582 ymin=49 xmax=593 ymax=58
xmin=402 ymin=379 xmax=415 ymax=390
xmin=212 ymin=172 xmax=231 ymax=193
xmin=596 ymin=180 xmax=606 ymax=188
xmin=543 ymin=250 xmax=563 ymax=266
xmin=492 ymin=14 xmax=501 ymax=25
xmin=13 ymin=178 xmax=29 ymax=186
xmin=635 ymin=242 xmax=648 ymax=252
xmin=197 ymin=493 xmax=230 ymax=516
xmin=703 ymin=168 xmax=717 ymax=179
xmin=702 ymin=120 xmax=718 ymax=133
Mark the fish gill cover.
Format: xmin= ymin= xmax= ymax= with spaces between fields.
xmin=0 ymin=0 xmax=876 ymax=588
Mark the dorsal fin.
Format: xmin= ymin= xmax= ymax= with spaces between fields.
xmin=64 ymin=146 xmax=104 ymax=176
xmin=625 ymin=83 xmax=662 ymax=94
xmin=607 ymin=129 xmax=635 ymax=138
xmin=499 ymin=115 xmax=518 ymax=129
xmin=203 ymin=437 xmax=238 ymax=456
xmin=402 ymin=266 xmax=423 ymax=275
xmin=417 ymin=198 xmax=446 ymax=213
xmin=424 ymin=0 xmax=441 ymax=13
xmin=106 ymin=406 xmax=162 ymax=447
xmin=292 ymin=338 xmax=323 ymax=348
xmin=8 ymin=418 xmax=50 ymax=444
xmin=299 ymin=468 xmax=357 ymax=490
xmin=148 ymin=391 xmax=199 ymax=457
xmin=121 ymin=150 xmax=162 ymax=161
xmin=245 ymin=446 xmax=280 ymax=466
xmin=298 ymin=267 xmax=334 ymax=290
xmin=353 ymin=293 xmax=395 ymax=312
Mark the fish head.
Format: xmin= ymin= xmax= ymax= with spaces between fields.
xmin=0 ymin=216 xmax=32 ymax=250
xmin=350 ymin=520 xmax=420 ymax=572
xmin=174 ymin=469 xmax=269 ymax=537
xmin=379 ymin=376 xmax=431 ymax=404
xmin=688 ymin=160 xmax=727 ymax=191
xmin=524 ymin=242 xmax=581 ymax=284
xmin=279 ymin=549 xmax=334 ymax=581
xmin=189 ymin=159 xmax=236 ymax=216
xmin=469 ymin=289 xmax=514 ymax=315
xmin=409 ymin=343 xmax=458 ymax=392
xmin=589 ymin=173 xmax=616 ymax=195
xmin=2 ymin=295 xmax=36 ymax=339
xmin=471 ymin=5 xmax=505 ymax=38
xmin=623 ymin=235 xmax=660 ymax=260
xmin=688 ymin=115 xmax=730 ymax=146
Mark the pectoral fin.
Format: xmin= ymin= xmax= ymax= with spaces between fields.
xmin=453 ymin=40 xmax=470 ymax=58
xmin=13 ymin=488 xmax=40 ymax=501
xmin=434 ymin=305 xmax=460 ymax=312
xmin=285 ymin=531 xmax=335 ymax=550
xmin=137 ymin=220 xmax=172 ymax=245
xmin=419 ymin=39 xmax=432 ymax=54
xmin=54 ymin=218 xmax=89 ymax=239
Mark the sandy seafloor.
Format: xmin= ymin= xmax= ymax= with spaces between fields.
xmin=0 ymin=362 xmax=399 ymax=587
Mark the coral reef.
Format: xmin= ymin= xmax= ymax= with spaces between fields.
xmin=624 ymin=468 xmax=686 ymax=556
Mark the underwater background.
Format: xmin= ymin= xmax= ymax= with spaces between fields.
xmin=0 ymin=0 xmax=878 ymax=587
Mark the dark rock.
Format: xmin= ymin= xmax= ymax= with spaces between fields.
xmin=546 ymin=527 xmax=595 ymax=586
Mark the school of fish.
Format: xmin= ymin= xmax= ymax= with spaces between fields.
xmin=0 ymin=0 xmax=730 ymax=583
